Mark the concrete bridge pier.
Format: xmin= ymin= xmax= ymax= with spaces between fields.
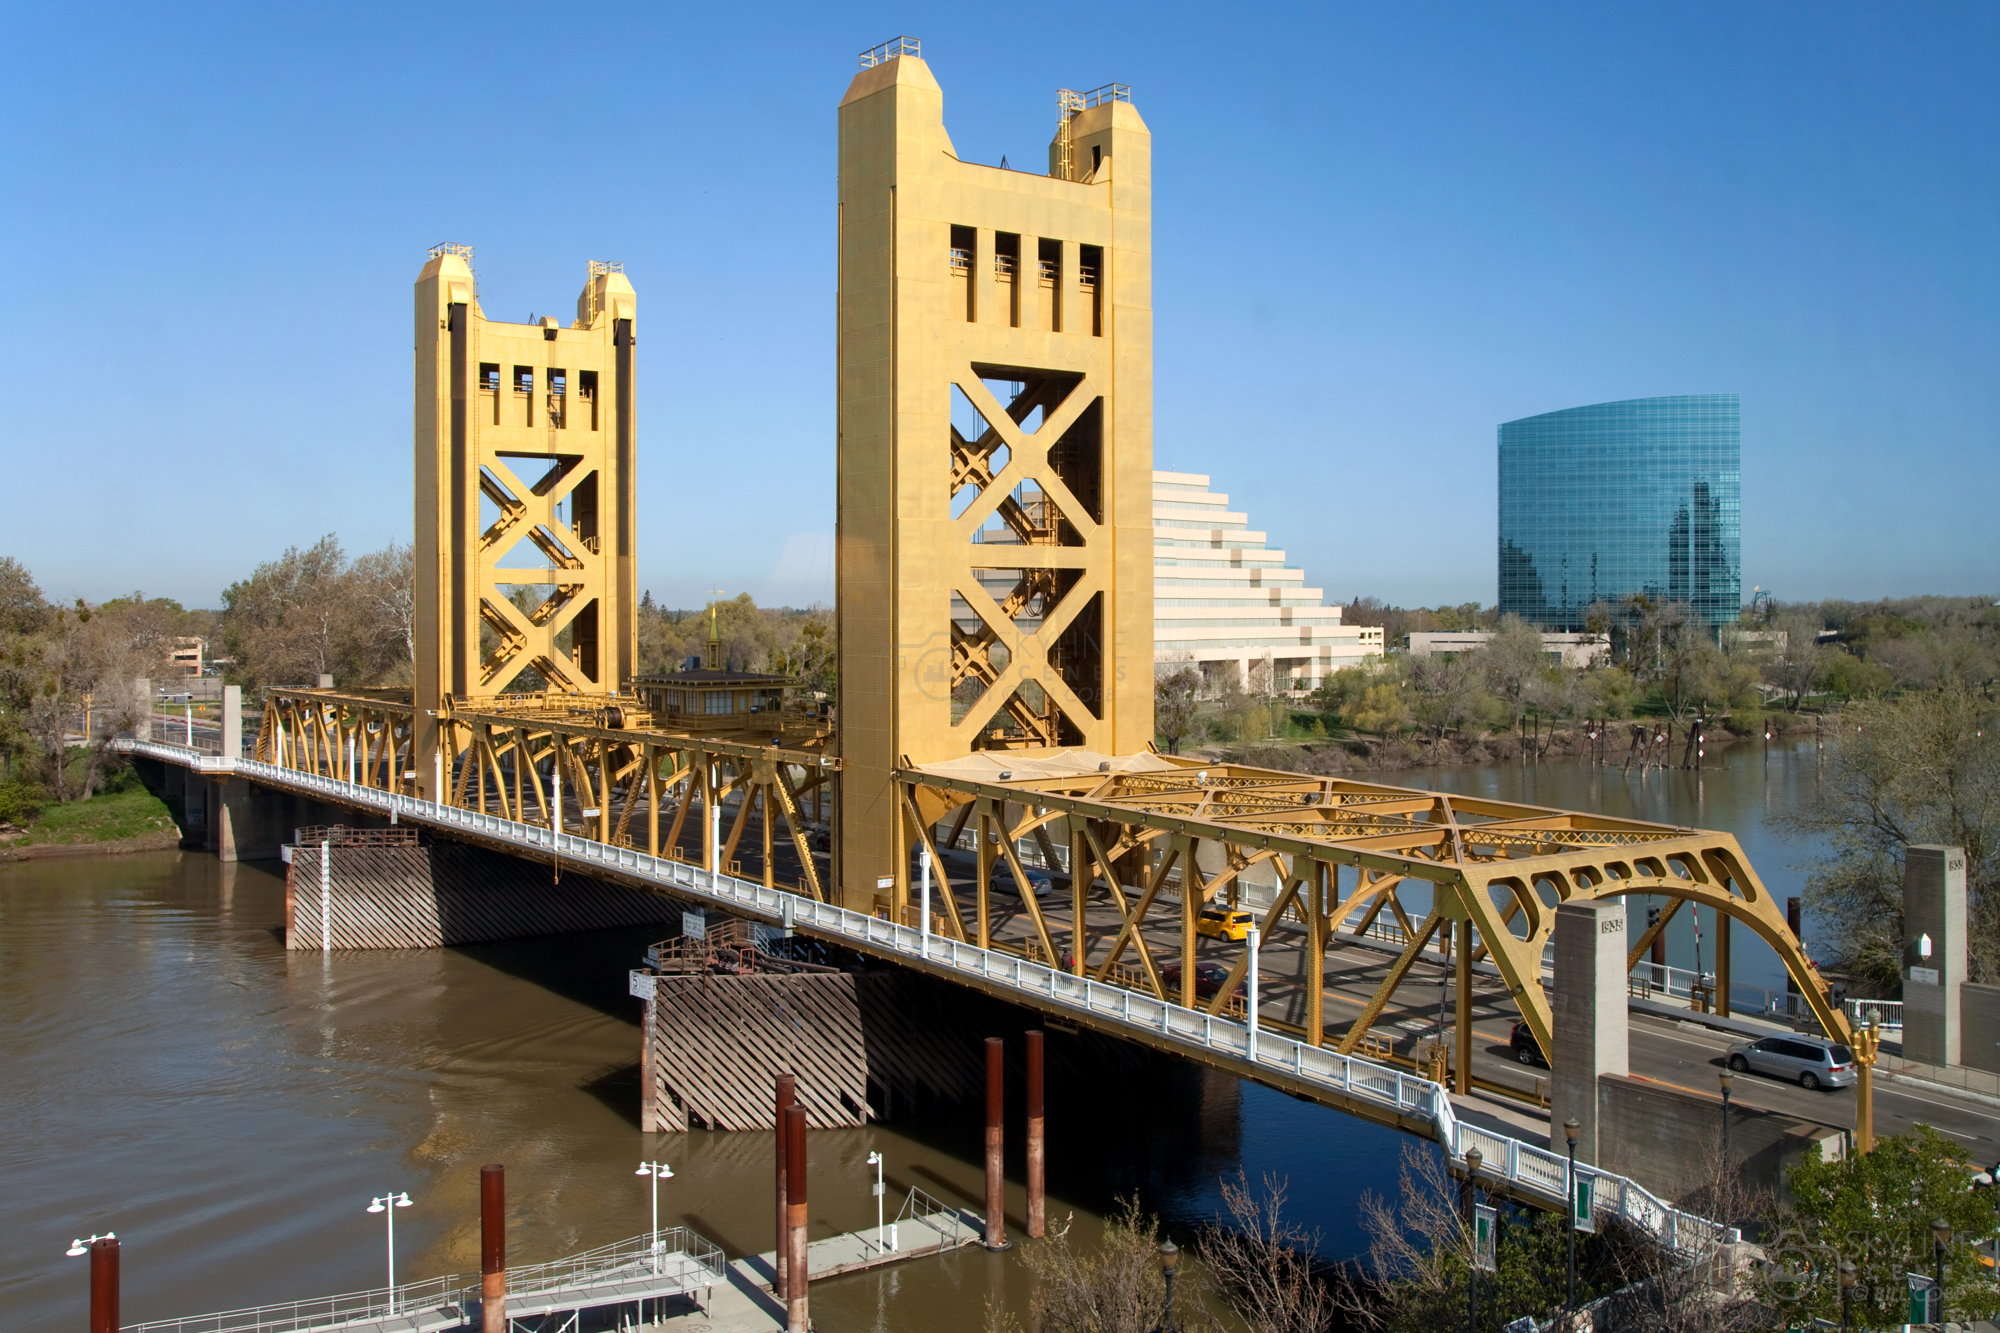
xmin=1549 ymin=898 xmax=1630 ymax=1164
xmin=204 ymin=776 xmax=291 ymax=862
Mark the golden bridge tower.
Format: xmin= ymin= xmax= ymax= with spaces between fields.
xmin=413 ymin=246 xmax=639 ymax=792
xmin=836 ymin=40 xmax=1155 ymax=902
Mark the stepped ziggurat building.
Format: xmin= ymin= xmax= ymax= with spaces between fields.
xmin=1150 ymin=470 xmax=1381 ymax=693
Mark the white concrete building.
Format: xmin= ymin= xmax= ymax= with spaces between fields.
xmin=1404 ymin=630 xmax=1610 ymax=669
xmin=1152 ymin=471 xmax=1381 ymax=693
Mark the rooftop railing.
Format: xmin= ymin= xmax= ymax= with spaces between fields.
xmin=860 ymin=36 xmax=920 ymax=68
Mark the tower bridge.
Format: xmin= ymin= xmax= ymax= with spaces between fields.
xmin=119 ymin=37 xmax=1868 ymax=1240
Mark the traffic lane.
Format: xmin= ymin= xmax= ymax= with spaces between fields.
xmin=1625 ymin=1017 xmax=2000 ymax=1150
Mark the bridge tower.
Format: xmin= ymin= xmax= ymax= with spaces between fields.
xmin=413 ymin=247 xmax=639 ymax=794
xmin=836 ymin=41 xmax=1155 ymax=904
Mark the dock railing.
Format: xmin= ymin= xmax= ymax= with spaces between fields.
xmin=117 ymin=736 xmax=1738 ymax=1260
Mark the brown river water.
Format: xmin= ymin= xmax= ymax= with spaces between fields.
xmin=2 ymin=741 xmax=1826 ymax=1328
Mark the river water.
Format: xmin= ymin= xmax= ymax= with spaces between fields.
xmin=1 ymin=740 xmax=1828 ymax=1328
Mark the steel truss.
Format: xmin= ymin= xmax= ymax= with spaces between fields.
xmin=893 ymin=760 xmax=1849 ymax=1087
xmin=256 ymin=688 xmax=838 ymax=900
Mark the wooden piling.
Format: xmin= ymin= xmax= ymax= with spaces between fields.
xmin=480 ymin=1164 xmax=505 ymax=1332
xmin=1025 ymin=1029 xmax=1045 ymax=1239
xmin=984 ymin=1036 xmax=1007 ymax=1249
xmin=90 ymin=1237 xmax=119 ymax=1333
xmin=784 ymin=1103 xmax=809 ymax=1333
xmin=774 ymin=1072 xmax=795 ymax=1300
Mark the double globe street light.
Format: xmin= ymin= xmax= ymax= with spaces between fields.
xmin=366 ymin=1191 xmax=413 ymax=1311
xmin=637 ymin=1160 xmax=674 ymax=1274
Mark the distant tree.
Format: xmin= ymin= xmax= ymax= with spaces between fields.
xmin=1780 ymin=683 xmax=1999 ymax=988
xmin=1761 ymin=612 xmax=1828 ymax=711
xmin=1405 ymin=654 xmax=1481 ymax=743
xmin=0 ymin=556 xmax=52 ymax=636
xmin=1154 ymin=663 xmax=1201 ymax=754
xmin=1472 ymin=615 xmax=1550 ymax=736
xmin=349 ymin=541 xmax=416 ymax=682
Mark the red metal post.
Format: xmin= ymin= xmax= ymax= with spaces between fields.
xmin=774 ymin=1071 xmax=795 ymax=1300
xmin=784 ymin=1103 xmax=810 ymax=1333
xmin=480 ymin=1163 xmax=505 ymax=1332
xmin=984 ymin=1036 xmax=1008 ymax=1249
xmin=1025 ymin=1029 xmax=1045 ymax=1239
xmin=89 ymin=1237 xmax=119 ymax=1333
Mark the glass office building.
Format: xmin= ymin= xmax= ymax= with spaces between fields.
xmin=1497 ymin=395 xmax=1740 ymax=629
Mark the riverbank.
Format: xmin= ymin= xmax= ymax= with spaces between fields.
xmin=1201 ymin=712 xmax=1826 ymax=774
xmin=0 ymin=785 xmax=182 ymax=861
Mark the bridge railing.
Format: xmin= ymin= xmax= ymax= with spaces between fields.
xmin=116 ymin=738 xmax=1736 ymax=1260
xmin=120 ymin=1269 xmax=471 ymax=1333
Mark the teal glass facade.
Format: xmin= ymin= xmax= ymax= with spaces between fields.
xmin=1498 ymin=395 xmax=1740 ymax=629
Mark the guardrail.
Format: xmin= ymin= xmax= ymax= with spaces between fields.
xmin=119 ymin=1227 xmax=722 ymax=1333
xmin=117 ymin=737 xmax=1734 ymax=1257
xmin=1846 ymin=997 xmax=1902 ymax=1032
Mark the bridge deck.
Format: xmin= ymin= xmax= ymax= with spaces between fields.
xmin=120 ymin=739 xmax=1736 ymax=1256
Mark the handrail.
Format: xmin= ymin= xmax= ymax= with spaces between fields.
xmin=116 ymin=735 xmax=1735 ymax=1257
xmin=119 ymin=1228 xmax=722 ymax=1333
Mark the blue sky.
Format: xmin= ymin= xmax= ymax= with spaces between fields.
xmin=5 ymin=2 xmax=1995 ymax=611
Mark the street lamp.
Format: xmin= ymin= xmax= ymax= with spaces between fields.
xmin=366 ymin=1191 xmax=412 ymax=1309
xmin=1465 ymin=1147 xmax=1483 ymax=1333
xmin=1564 ymin=1118 xmax=1581 ymax=1316
xmin=1718 ymin=1068 xmax=1734 ymax=1162
xmin=1837 ymin=1259 xmax=1856 ymax=1330
xmin=1156 ymin=1237 xmax=1180 ymax=1333
xmin=65 ymin=1232 xmax=114 ymax=1257
xmin=636 ymin=1161 xmax=674 ymax=1272
xmin=866 ymin=1150 xmax=892 ymax=1254
xmin=1931 ymin=1217 xmax=1951 ymax=1322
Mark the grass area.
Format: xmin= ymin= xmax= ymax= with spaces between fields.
xmin=4 ymin=784 xmax=179 ymax=848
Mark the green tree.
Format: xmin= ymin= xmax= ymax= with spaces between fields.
xmin=1780 ymin=684 xmax=1999 ymax=988
xmin=1154 ymin=663 xmax=1201 ymax=754
xmin=1761 ymin=1127 xmax=1998 ymax=1327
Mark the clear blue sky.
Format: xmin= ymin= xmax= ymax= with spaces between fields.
xmin=6 ymin=2 xmax=1995 ymax=611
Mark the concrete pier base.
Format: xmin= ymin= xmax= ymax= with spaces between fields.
xmin=1903 ymin=845 xmax=1966 ymax=1067
xmin=1549 ymin=898 xmax=1630 ymax=1163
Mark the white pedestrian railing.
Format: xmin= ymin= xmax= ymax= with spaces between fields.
xmin=1845 ymin=997 xmax=1902 ymax=1032
xmin=118 ymin=1227 xmax=722 ymax=1333
xmin=116 ymin=737 xmax=1734 ymax=1257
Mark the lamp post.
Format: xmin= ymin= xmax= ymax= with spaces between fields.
xmin=1564 ymin=1117 xmax=1580 ymax=1317
xmin=1156 ymin=1237 xmax=1180 ymax=1333
xmin=1837 ymin=1259 xmax=1856 ymax=1330
xmin=866 ymin=1150 xmax=890 ymax=1254
xmin=637 ymin=1161 xmax=673 ymax=1272
xmin=1465 ymin=1146 xmax=1483 ymax=1333
xmin=1719 ymin=1068 xmax=1733 ymax=1163
xmin=1931 ymin=1217 xmax=1950 ymax=1322
xmin=366 ymin=1191 xmax=413 ymax=1309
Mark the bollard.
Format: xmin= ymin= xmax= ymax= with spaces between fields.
xmin=774 ymin=1072 xmax=795 ymax=1300
xmin=984 ymin=1036 xmax=1008 ymax=1249
xmin=1026 ymin=1029 xmax=1045 ymax=1239
xmin=90 ymin=1237 xmax=119 ymax=1333
xmin=480 ymin=1164 xmax=505 ymax=1333
xmin=784 ymin=1103 xmax=810 ymax=1333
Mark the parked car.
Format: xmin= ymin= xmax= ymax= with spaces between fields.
xmin=1726 ymin=1035 xmax=1856 ymax=1090
xmin=1510 ymin=1020 xmax=1546 ymax=1066
xmin=1159 ymin=960 xmax=1232 ymax=1000
xmin=1195 ymin=908 xmax=1254 ymax=942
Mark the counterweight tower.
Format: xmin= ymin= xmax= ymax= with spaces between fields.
xmin=836 ymin=43 xmax=1155 ymax=901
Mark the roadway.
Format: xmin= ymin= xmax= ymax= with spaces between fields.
xmin=957 ymin=854 xmax=1998 ymax=1157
